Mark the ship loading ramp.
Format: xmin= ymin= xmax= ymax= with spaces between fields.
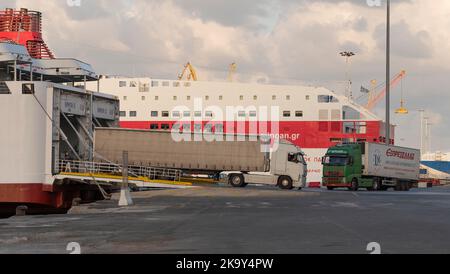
xmin=55 ymin=160 xmax=194 ymax=190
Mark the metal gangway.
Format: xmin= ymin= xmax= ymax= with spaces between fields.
xmin=56 ymin=160 xmax=191 ymax=189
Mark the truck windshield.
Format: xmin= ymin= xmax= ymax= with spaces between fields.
xmin=298 ymin=153 xmax=306 ymax=165
xmin=323 ymin=156 xmax=349 ymax=166
xmin=288 ymin=153 xmax=307 ymax=164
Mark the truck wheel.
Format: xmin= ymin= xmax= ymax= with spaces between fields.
xmin=349 ymin=178 xmax=359 ymax=191
xmin=278 ymin=176 xmax=293 ymax=190
xmin=368 ymin=178 xmax=381 ymax=191
xmin=405 ymin=182 xmax=411 ymax=191
xmin=229 ymin=174 xmax=245 ymax=188
xmin=395 ymin=181 xmax=406 ymax=191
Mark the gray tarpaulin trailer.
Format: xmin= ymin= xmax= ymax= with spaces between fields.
xmin=94 ymin=128 xmax=307 ymax=189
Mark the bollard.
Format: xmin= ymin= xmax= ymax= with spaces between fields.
xmin=119 ymin=151 xmax=134 ymax=206
xmin=15 ymin=205 xmax=28 ymax=216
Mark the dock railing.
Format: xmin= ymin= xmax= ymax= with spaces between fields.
xmin=58 ymin=160 xmax=182 ymax=182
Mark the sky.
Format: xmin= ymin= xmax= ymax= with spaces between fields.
xmin=3 ymin=0 xmax=450 ymax=152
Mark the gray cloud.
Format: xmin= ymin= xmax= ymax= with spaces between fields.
xmin=0 ymin=0 xmax=448 ymax=152
xmin=374 ymin=20 xmax=433 ymax=59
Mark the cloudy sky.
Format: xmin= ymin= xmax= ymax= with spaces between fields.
xmin=4 ymin=0 xmax=450 ymax=152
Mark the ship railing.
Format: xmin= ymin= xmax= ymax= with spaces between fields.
xmin=57 ymin=160 xmax=182 ymax=182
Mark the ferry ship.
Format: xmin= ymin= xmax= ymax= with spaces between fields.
xmin=90 ymin=76 xmax=395 ymax=185
xmin=0 ymin=8 xmax=120 ymax=216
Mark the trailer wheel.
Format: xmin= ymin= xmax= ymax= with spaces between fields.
xmin=395 ymin=181 xmax=407 ymax=191
xmin=229 ymin=174 xmax=246 ymax=188
xmin=405 ymin=182 xmax=411 ymax=191
xmin=397 ymin=181 xmax=411 ymax=191
xmin=278 ymin=176 xmax=293 ymax=190
xmin=349 ymin=178 xmax=359 ymax=191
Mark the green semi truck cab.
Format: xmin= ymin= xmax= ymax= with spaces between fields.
xmin=322 ymin=143 xmax=420 ymax=191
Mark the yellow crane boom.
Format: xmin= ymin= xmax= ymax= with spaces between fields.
xmin=178 ymin=62 xmax=198 ymax=81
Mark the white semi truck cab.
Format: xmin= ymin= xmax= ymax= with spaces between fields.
xmin=220 ymin=141 xmax=307 ymax=190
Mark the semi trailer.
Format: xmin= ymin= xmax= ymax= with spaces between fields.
xmin=94 ymin=128 xmax=307 ymax=190
xmin=322 ymin=143 xmax=420 ymax=191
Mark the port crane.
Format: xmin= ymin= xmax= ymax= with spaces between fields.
xmin=365 ymin=70 xmax=406 ymax=111
xmin=178 ymin=62 xmax=198 ymax=81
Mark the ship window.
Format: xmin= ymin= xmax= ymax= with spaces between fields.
xmin=219 ymin=95 xmax=223 ymax=100
xmin=162 ymin=81 xmax=170 ymax=87
xmin=183 ymin=124 xmax=191 ymax=132
xmin=155 ymin=96 xmax=159 ymax=101
xmin=187 ymin=96 xmax=191 ymax=101
xmin=331 ymin=109 xmax=341 ymax=120
xmin=249 ymin=111 xmax=257 ymax=117
xmin=173 ymin=82 xmax=180 ymax=87
xmin=0 ymin=82 xmax=11 ymax=94
xmin=194 ymin=111 xmax=202 ymax=117
xmin=240 ymin=95 xmax=244 ymax=101
xmin=238 ymin=111 xmax=246 ymax=118
xmin=161 ymin=124 xmax=170 ymax=130
xmin=286 ymin=95 xmax=291 ymax=100
xmin=151 ymin=111 xmax=158 ymax=117
xmin=129 ymin=111 xmax=137 ymax=117
xmin=130 ymin=81 xmax=137 ymax=87
xmin=215 ymin=124 xmax=224 ymax=133
xmin=204 ymin=124 xmax=213 ymax=133
xmin=319 ymin=122 xmax=329 ymax=132
xmin=139 ymin=83 xmax=150 ymax=92
xmin=151 ymin=81 xmax=159 ymax=87
xmin=162 ymin=111 xmax=169 ymax=117
xmin=184 ymin=82 xmax=191 ymax=87
xmin=119 ymin=81 xmax=127 ymax=87
xmin=173 ymin=96 xmax=177 ymax=101
xmin=253 ymin=95 xmax=258 ymax=100
xmin=272 ymin=95 xmax=277 ymax=100
xmin=318 ymin=95 xmax=339 ymax=103
xmin=283 ymin=111 xmax=291 ymax=117
xmin=22 ymin=83 xmax=34 ymax=94
xmin=150 ymin=124 xmax=159 ymax=130
xmin=331 ymin=122 xmax=341 ymax=132
xmin=343 ymin=122 xmax=357 ymax=134
xmin=205 ymin=96 xmax=209 ymax=101
xmin=119 ymin=111 xmax=126 ymax=117
xmin=205 ymin=111 xmax=213 ymax=118
xmin=123 ymin=96 xmax=127 ymax=101
xmin=319 ymin=109 xmax=329 ymax=120
xmin=172 ymin=111 xmax=180 ymax=118
xmin=343 ymin=106 xmax=360 ymax=120
xmin=141 ymin=96 xmax=145 ymax=101
xmin=183 ymin=111 xmax=191 ymax=117
xmin=295 ymin=111 xmax=303 ymax=117
xmin=172 ymin=123 xmax=181 ymax=131
xmin=306 ymin=95 xmax=310 ymax=100
xmin=194 ymin=124 xmax=202 ymax=132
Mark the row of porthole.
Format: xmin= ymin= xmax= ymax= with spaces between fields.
xmin=120 ymin=110 xmax=305 ymax=118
